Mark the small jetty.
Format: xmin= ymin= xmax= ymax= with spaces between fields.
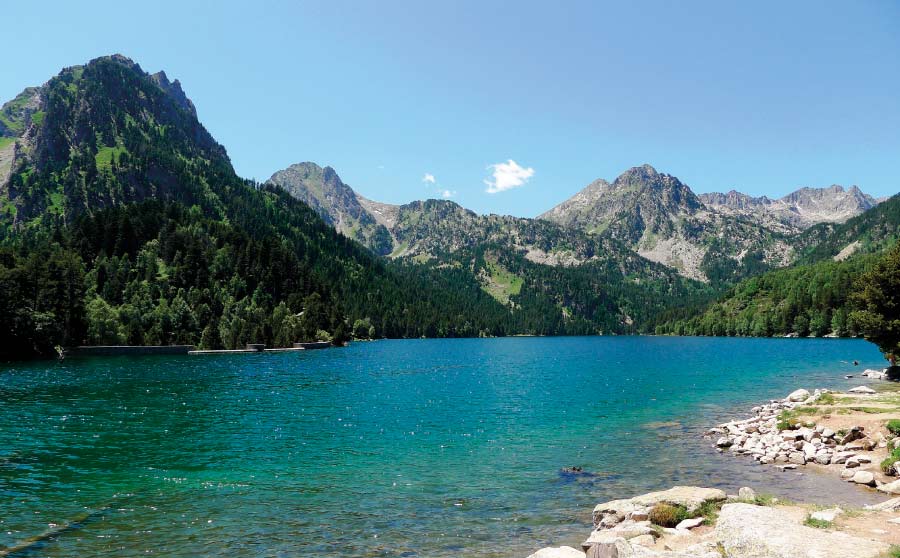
xmin=66 ymin=345 xmax=194 ymax=357
xmin=188 ymin=342 xmax=333 ymax=355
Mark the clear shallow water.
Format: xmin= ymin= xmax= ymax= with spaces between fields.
xmin=0 ymin=337 xmax=889 ymax=557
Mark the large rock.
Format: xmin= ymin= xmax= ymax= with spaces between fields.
xmin=848 ymin=385 xmax=876 ymax=394
xmin=850 ymin=471 xmax=876 ymax=486
xmin=580 ymin=533 xmax=634 ymax=557
xmin=878 ymin=479 xmax=900 ymax=495
xmin=715 ymin=503 xmax=890 ymax=557
xmin=527 ymin=547 xmax=585 ymax=558
xmin=866 ymin=497 xmax=900 ymax=511
xmin=787 ymin=388 xmax=810 ymax=402
xmin=592 ymin=486 xmax=726 ymax=523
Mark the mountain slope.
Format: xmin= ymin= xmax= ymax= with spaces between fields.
xmin=539 ymin=165 xmax=793 ymax=283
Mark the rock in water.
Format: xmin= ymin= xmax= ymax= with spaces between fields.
xmin=878 ymin=479 xmax=900 ymax=494
xmin=851 ymin=471 xmax=876 ymax=486
xmin=527 ymin=547 xmax=586 ymax=558
xmin=866 ymin=497 xmax=900 ymax=512
xmin=715 ymin=503 xmax=890 ymax=557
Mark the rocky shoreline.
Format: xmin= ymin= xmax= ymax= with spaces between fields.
xmin=527 ymin=379 xmax=900 ymax=557
xmin=707 ymin=383 xmax=900 ymax=492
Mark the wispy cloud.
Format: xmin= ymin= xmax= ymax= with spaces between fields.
xmin=484 ymin=159 xmax=534 ymax=194
xmin=422 ymin=173 xmax=436 ymax=184
xmin=439 ymin=189 xmax=457 ymax=199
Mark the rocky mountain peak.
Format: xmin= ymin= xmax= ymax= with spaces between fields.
xmin=150 ymin=70 xmax=197 ymax=117
xmin=267 ymin=162 xmax=394 ymax=255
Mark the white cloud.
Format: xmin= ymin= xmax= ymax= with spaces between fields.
xmin=422 ymin=173 xmax=436 ymax=184
xmin=439 ymin=189 xmax=457 ymax=199
xmin=484 ymin=159 xmax=534 ymax=194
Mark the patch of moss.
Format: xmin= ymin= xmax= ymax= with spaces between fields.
xmin=803 ymin=515 xmax=832 ymax=529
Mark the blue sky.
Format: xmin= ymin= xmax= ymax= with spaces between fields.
xmin=4 ymin=1 xmax=899 ymax=216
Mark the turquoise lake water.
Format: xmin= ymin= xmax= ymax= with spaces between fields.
xmin=0 ymin=337 xmax=890 ymax=557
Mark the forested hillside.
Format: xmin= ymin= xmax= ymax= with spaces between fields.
xmin=0 ymin=56 xmax=522 ymax=357
xmin=657 ymin=195 xmax=900 ymax=339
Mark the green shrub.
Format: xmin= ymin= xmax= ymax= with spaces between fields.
xmin=776 ymin=411 xmax=801 ymax=431
xmin=648 ymin=503 xmax=690 ymax=527
xmin=804 ymin=515 xmax=831 ymax=529
xmin=817 ymin=392 xmax=836 ymax=405
xmin=881 ymin=447 xmax=900 ymax=474
xmin=696 ymin=500 xmax=723 ymax=525
xmin=886 ymin=419 xmax=900 ymax=436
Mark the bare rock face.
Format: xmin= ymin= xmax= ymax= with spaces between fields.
xmin=539 ymin=164 xmax=795 ymax=282
xmin=715 ymin=503 xmax=890 ymax=558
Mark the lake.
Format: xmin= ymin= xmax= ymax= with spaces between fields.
xmin=0 ymin=337 xmax=888 ymax=557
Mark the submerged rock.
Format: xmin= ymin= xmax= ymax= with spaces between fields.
xmin=715 ymin=503 xmax=890 ymax=558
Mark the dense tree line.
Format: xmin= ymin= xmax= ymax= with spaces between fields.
xmin=851 ymin=242 xmax=900 ymax=365
xmin=655 ymin=249 xmax=887 ymax=339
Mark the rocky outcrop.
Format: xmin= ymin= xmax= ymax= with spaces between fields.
xmin=592 ymin=486 xmax=727 ymax=525
xmin=715 ymin=503 xmax=889 ymax=558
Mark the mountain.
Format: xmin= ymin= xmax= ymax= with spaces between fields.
xmin=0 ymin=55 xmax=542 ymax=357
xmin=267 ymin=163 xmax=716 ymax=332
xmin=699 ymin=185 xmax=878 ymax=231
xmin=539 ymin=165 xmax=793 ymax=283
xmin=266 ymin=163 xmax=393 ymax=255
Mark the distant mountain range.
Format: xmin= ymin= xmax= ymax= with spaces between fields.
xmin=699 ymin=185 xmax=878 ymax=230
xmin=268 ymin=161 xmax=883 ymax=284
